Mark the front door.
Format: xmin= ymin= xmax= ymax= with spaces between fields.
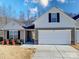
xmin=26 ymin=31 xmax=34 ymax=44
xmin=27 ymin=31 xmax=32 ymax=41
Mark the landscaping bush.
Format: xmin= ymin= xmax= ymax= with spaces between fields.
xmin=0 ymin=37 xmax=3 ymax=42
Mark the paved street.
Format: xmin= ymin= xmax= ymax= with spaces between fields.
xmin=21 ymin=45 xmax=79 ymax=59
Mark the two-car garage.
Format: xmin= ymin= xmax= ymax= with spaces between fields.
xmin=38 ymin=29 xmax=72 ymax=45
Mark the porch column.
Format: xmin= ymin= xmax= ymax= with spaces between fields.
xmin=24 ymin=30 xmax=26 ymax=44
xmin=12 ymin=30 xmax=15 ymax=40
xmin=4 ymin=30 xmax=7 ymax=40
xmin=3 ymin=30 xmax=6 ymax=40
xmin=35 ymin=29 xmax=38 ymax=44
xmin=3 ymin=30 xmax=4 ymax=40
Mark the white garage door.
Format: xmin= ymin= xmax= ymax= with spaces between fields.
xmin=76 ymin=30 xmax=79 ymax=43
xmin=38 ymin=30 xmax=71 ymax=44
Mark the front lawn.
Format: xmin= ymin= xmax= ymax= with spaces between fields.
xmin=0 ymin=45 xmax=35 ymax=59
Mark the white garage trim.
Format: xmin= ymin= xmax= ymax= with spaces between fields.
xmin=38 ymin=30 xmax=71 ymax=45
xmin=35 ymin=28 xmax=76 ymax=45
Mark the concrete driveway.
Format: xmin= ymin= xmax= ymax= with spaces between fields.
xmin=21 ymin=45 xmax=79 ymax=59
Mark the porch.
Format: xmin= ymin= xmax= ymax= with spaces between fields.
xmin=0 ymin=29 xmax=38 ymax=45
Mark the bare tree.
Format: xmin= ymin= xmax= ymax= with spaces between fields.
xmin=3 ymin=5 xmax=7 ymax=25
xmin=19 ymin=11 xmax=25 ymax=20
xmin=0 ymin=5 xmax=7 ymax=25
xmin=18 ymin=11 xmax=27 ymax=25
xmin=0 ymin=5 xmax=17 ymax=25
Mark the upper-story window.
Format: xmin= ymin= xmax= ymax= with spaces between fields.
xmin=49 ymin=13 xmax=60 ymax=23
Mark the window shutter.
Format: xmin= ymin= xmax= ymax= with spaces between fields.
xmin=49 ymin=13 xmax=51 ymax=22
xmin=7 ymin=31 xmax=9 ymax=39
xmin=57 ymin=13 xmax=60 ymax=22
xmin=18 ymin=31 xmax=20 ymax=39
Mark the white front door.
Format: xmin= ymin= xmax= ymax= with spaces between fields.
xmin=38 ymin=30 xmax=71 ymax=44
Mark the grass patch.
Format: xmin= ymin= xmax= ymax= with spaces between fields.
xmin=0 ymin=45 xmax=36 ymax=59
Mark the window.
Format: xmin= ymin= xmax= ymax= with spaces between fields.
xmin=9 ymin=31 xmax=18 ymax=40
xmin=0 ymin=31 xmax=4 ymax=37
xmin=0 ymin=31 xmax=4 ymax=39
xmin=9 ymin=31 xmax=13 ymax=39
xmin=49 ymin=13 xmax=60 ymax=23
xmin=14 ymin=31 xmax=18 ymax=39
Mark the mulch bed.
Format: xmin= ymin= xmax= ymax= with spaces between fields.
xmin=72 ymin=44 xmax=79 ymax=50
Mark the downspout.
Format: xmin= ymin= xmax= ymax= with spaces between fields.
xmin=75 ymin=23 xmax=77 ymax=44
xmin=24 ymin=29 xmax=26 ymax=44
xmin=13 ymin=30 xmax=14 ymax=40
xmin=74 ymin=26 xmax=76 ymax=45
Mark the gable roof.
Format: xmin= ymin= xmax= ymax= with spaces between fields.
xmin=33 ymin=7 xmax=77 ymax=28
xmin=22 ymin=24 xmax=35 ymax=29
xmin=54 ymin=7 xmax=76 ymax=23
xmin=3 ymin=21 xmax=24 ymax=30
xmin=73 ymin=14 xmax=79 ymax=20
xmin=35 ymin=7 xmax=76 ymax=22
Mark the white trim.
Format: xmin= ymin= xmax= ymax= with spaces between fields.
xmin=24 ymin=30 xmax=26 ymax=44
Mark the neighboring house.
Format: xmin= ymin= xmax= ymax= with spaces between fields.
xmin=23 ymin=7 xmax=77 ymax=45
